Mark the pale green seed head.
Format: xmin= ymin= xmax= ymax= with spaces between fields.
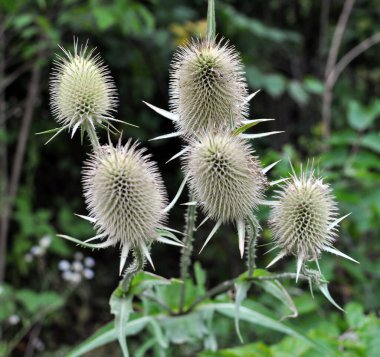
xmin=50 ymin=41 xmax=117 ymax=135
xmin=82 ymin=141 xmax=167 ymax=248
xmin=186 ymin=132 xmax=267 ymax=223
xmin=270 ymin=170 xmax=338 ymax=261
xmin=169 ymin=38 xmax=248 ymax=136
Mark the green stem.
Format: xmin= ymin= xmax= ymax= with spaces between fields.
xmin=207 ymin=0 xmax=216 ymax=41
xmin=246 ymin=215 xmax=258 ymax=278
xmin=179 ymin=193 xmax=197 ymax=312
xmin=121 ymin=248 xmax=145 ymax=294
xmin=186 ymin=272 xmax=310 ymax=312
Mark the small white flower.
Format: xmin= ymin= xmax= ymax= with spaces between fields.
xmin=72 ymin=261 xmax=83 ymax=272
xmin=31 ymin=246 xmax=44 ymax=256
xmin=39 ymin=235 xmax=52 ymax=248
xmin=8 ymin=315 xmax=20 ymax=325
xmin=58 ymin=260 xmax=71 ymax=271
xmin=84 ymin=256 xmax=95 ymax=268
xmin=24 ymin=253 xmax=33 ymax=263
xmin=74 ymin=252 xmax=84 ymax=261
xmin=83 ymin=268 xmax=95 ymax=280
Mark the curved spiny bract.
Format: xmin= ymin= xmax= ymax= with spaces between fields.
xmin=82 ymin=140 xmax=167 ymax=250
xmin=169 ymin=38 xmax=248 ymax=136
xmin=50 ymin=40 xmax=117 ymax=136
xmin=185 ymin=132 xmax=267 ymax=223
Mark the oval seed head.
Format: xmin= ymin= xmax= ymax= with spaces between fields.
xmin=82 ymin=141 xmax=167 ymax=249
xmin=50 ymin=40 xmax=117 ymax=137
xmin=269 ymin=169 xmax=338 ymax=262
xmin=185 ymin=132 xmax=267 ymax=223
xmin=169 ymin=38 xmax=248 ymax=136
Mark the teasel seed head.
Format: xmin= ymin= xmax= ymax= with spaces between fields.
xmin=185 ymin=132 xmax=267 ymax=223
xmin=169 ymin=38 xmax=248 ymax=136
xmin=268 ymin=167 xmax=358 ymax=281
xmin=50 ymin=40 xmax=117 ymax=139
xmin=82 ymin=140 xmax=167 ymax=262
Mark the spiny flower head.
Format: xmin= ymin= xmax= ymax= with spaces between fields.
xmin=268 ymin=167 xmax=358 ymax=280
xmin=83 ymin=140 xmax=167 ymax=251
xmin=169 ymin=38 xmax=248 ymax=136
xmin=185 ymin=132 xmax=267 ymax=223
xmin=50 ymin=40 xmax=117 ymax=137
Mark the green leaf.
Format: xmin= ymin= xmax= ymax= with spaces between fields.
xmin=68 ymin=317 xmax=151 ymax=357
xmin=194 ymin=262 xmax=206 ymax=295
xmin=149 ymin=319 xmax=168 ymax=348
xmin=361 ymin=133 xmax=380 ymax=153
xmin=304 ymin=76 xmax=324 ymax=94
xmin=348 ymin=100 xmax=380 ymax=131
xmin=254 ymin=280 xmax=298 ymax=319
xmin=263 ymin=74 xmax=286 ymax=97
xmin=345 ymin=302 xmax=365 ymax=329
xmin=233 ymin=119 xmax=274 ymax=135
xmin=202 ymin=303 xmax=317 ymax=347
xmin=16 ymin=290 xmax=63 ymax=314
xmin=110 ymin=293 xmax=133 ymax=357
xmin=288 ymin=80 xmax=309 ymax=105
xmin=234 ymin=281 xmax=250 ymax=342
xmin=130 ymin=271 xmax=170 ymax=294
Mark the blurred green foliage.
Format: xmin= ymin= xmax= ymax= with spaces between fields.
xmin=0 ymin=0 xmax=379 ymax=355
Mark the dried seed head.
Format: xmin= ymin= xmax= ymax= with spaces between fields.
xmin=270 ymin=170 xmax=338 ymax=261
xmin=82 ymin=141 xmax=167 ymax=248
xmin=169 ymin=38 xmax=248 ymax=136
xmin=185 ymin=132 xmax=267 ymax=223
xmin=50 ymin=40 xmax=117 ymax=136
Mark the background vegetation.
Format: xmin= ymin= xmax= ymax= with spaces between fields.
xmin=0 ymin=0 xmax=379 ymax=355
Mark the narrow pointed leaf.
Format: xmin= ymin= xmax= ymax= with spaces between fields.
xmin=262 ymin=160 xmax=281 ymax=174
xmin=166 ymin=147 xmax=189 ymax=164
xmin=328 ymin=213 xmax=351 ymax=231
xmin=199 ymin=220 xmax=222 ymax=254
xmin=234 ymin=282 xmax=250 ymax=343
xmin=36 ymin=127 xmax=63 ymax=135
xmin=181 ymin=201 xmax=197 ymax=206
xmin=240 ymin=131 xmax=284 ymax=140
xmin=270 ymin=178 xmax=289 ymax=186
xmin=296 ymin=256 xmax=303 ymax=283
xmin=57 ymin=234 xmax=116 ymax=249
xmin=196 ymin=216 xmax=210 ymax=231
xmin=163 ymin=173 xmax=189 ymax=213
xmin=243 ymin=90 xmax=261 ymax=104
xmin=44 ymin=126 xmax=67 ymax=144
xmin=233 ymin=119 xmax=275 ymax=135
xmin=141 ymin=243 xmax=155 ymax=270
xmin=266 ymin=251 xmax=286 ymax=269
xmin=156 ymin=236 xmax=184 ymax=247
xmin=318 ymin=284 xmax=344 ymax=311
xmin=75 ymin=214 xmax=97 ymax=223
xmin=237 ymin=220 xmax=245 ymax=259
xmin=84 ymin=233 xmax=106 ymax=243
xmin=119 ymin=243 xmax=131 ymax=276
xmin=149 ymin=131 xmax=182 ymax=141
xmin=143 ymin=101 xmax=178 ymax=121
xmin=323 ymin=246 xmax=359 ymax=264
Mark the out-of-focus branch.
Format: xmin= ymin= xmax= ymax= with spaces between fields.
xmin=0 ymin=52 xmax=43 ymax=282
xmin=322 ymin=0 xmax=355 ymax=142
xmin=327 ymin=32 xmax=380 ymax=88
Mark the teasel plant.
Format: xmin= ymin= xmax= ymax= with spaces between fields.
xmin=42 ymin=1 xmax=359 ymax=356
